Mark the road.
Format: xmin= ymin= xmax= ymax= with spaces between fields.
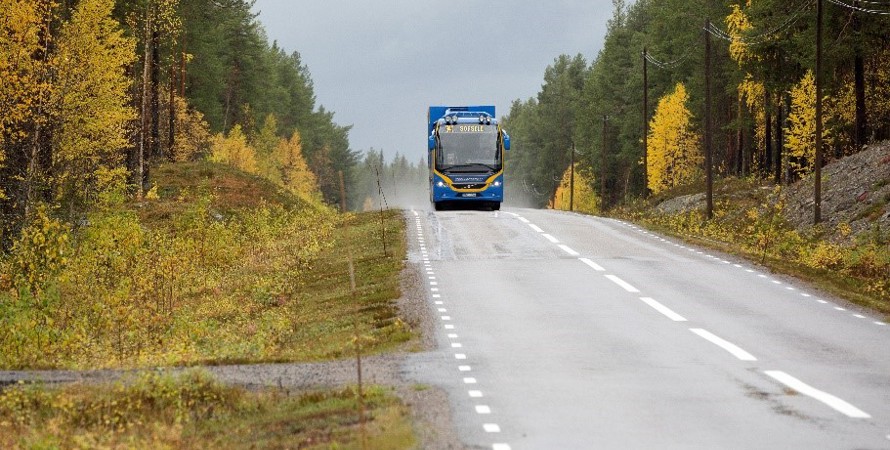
xmin=402 ymin=207 xmax=890 ymax=449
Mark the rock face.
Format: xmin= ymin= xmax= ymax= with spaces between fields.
xmin=656 ymin=192 xmax=706 ymax=214
xmin=784 ymin=142 xmax=890 ymax=237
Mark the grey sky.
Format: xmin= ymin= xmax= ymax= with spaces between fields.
xmin=251 ymin=0 xmax=615 ymax=162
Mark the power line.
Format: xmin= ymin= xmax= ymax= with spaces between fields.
xmin=705 ymin=0 xmax=816 ymax=45
xmin=827 ymin=0 xmax=890 ymax=14
xmin=644 ymin=42 xmax=700 ymax=69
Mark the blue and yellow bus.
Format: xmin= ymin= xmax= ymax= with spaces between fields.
xmin=428 ymin=106 xmax=510 ymax=211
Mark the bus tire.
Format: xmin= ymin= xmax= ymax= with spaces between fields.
xmin=434 ymin=202 xmax=443 ymax=211
xmin=491 ymin=202 xmax=501 ymax=211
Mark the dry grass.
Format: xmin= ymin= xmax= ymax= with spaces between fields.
xmin=0 ymin=370 xmax=416 ymax=449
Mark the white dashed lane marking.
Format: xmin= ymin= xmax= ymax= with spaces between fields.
xmin=542 ymin=233 xmax=559 ymax=243
xmin=578 ymin=258 xmax=606 ymax=271
xmin=690 ymin=328 xmax=757 ymax=361
xmin=529 ymin=224 xmax=544 ymax=233
xmin=765 ymin=370 xmax=871 ymax=419
xmin=483 ymin=423 xmax=501 ymax=433
xmin=558 ymin=244 xmax=580 ymax=256
xmin=640 ymin=297 xmax=687 ymax=322
xmin=605 ymin=275 xmax=640 ymax=293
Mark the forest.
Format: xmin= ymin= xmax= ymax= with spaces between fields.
xmin=0 ymin=0 xmax=360 ymax=251
xmin=504 ymin=0 xmax=890 ymax=212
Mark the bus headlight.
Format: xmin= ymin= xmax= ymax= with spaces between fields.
xmin=493 ymin=181 xmax=501 ymax=187
xmin=436 ymin=181 xmax=445 ymax=188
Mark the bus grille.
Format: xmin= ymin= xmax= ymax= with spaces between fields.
xmin=454 ymin=183 xmax=485 ymax=190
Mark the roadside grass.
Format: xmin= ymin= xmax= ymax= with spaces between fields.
xmin=0 ymin=370 xmax=415 ymax=449
xmin=612 ymin=177 xmax=890 ymax=320
xmin=0 ymin=162 xmax=410 ymax=369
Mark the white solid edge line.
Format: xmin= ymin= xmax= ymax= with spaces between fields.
xmin=578 ymin=257 xmax=605 ymax=271
xmin=605 ymin=274 xmax=640 ymax=293
xmin=689 ymin=328 xmax=757 ymax=361
xmin=519 ymin=217 xmax=530 ymax=223
xmin=764 ymin=370 xmax=871 ymax=418
xmin=542 ymin=233 xmax=559 ymax=243
xmin=558 ymin=244 xmax=580 ymax=256
xmin=640 ymin=297 xmax=687 ymax=322
xmin=526 ymin=224 xmax=543 ymax=233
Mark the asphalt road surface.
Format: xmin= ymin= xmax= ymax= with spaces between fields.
xmin=402 ymin=207 xmax=890 ymax=449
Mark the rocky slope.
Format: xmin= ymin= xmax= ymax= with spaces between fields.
xmin=784 ymin=141 xmax=890 ymax=239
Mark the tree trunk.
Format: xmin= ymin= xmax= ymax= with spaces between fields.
xmin=764 ymin=89 xmax=772 ymax=177
xmin=774 ymin=98 xmax=782 ymax=185
xmin=168 ymin=64 xmax=176 ymax=160
xmin=854 ymin=53 xmax=866 ymax=150
xmin=138 ymin=2 xmax=152 ymax=198
xmin=150 ymin=21 xmax=161 ymax=160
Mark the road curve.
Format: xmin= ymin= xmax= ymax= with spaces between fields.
xmin=402 ymin=207 xmax=890 ymax=449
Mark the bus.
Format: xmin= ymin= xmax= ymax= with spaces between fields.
xmin=427 ymin=106 xmax=510 ymax=211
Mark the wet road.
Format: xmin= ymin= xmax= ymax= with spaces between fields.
xmin=403 ymin=207 xmax=890 ymax=449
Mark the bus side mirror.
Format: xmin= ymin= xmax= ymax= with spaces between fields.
xmin=503 ymin=132 xmax=511 ymax=151
xmin=428 ymin=135 xmax=436 ymax=151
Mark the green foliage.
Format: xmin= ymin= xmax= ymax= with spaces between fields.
xmin=504 ymin=54 xmax=589 ymax=207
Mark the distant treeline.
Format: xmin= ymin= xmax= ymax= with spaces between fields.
xmin=504 ymin=0 xmax=890 ymax=208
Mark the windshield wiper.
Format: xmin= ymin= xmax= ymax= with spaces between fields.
xmin=440 ymin=163 xmax=497 ymax=173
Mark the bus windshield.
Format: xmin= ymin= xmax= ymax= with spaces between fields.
xmin=437 ymin=124 xmax=499 ymax=172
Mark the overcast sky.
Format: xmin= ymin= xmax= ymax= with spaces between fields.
xmin=251 ymin=0 xmax=615 ymax=162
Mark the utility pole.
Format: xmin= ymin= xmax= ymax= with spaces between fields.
xmin=601 ymin=115 xmax=608 ymax=205
xmin=814 ymin=0 xmax=823 ymax=224
xmin=569 ymin=141 xmax=575 ymax=211
xmin=704 ymin=19 xmax=714 ymax=220
xmin=642 ymin=47 xmax=649 ymax=196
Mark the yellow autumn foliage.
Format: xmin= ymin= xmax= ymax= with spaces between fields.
xmin=273 ymin=130 xmax=320 ymax=200
xmin=726 ymin=4 xmax=757 ymax=66
xmin=552 ymin=163 xmax=599 ymax=214
xmin=210 ymin=124 xmax=258 ymax=174
xmin=784 ymin=70 xmax=829 ymax=176
xmin=0 ymin=0 xmax=51 ymax=200
xmin=170 ymin=96 xmax=212 ymax=162
xmin=647 ymin=83 xmax=702 ymax=194
xmin=50 ymin=0 xmax=137 ymax=206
